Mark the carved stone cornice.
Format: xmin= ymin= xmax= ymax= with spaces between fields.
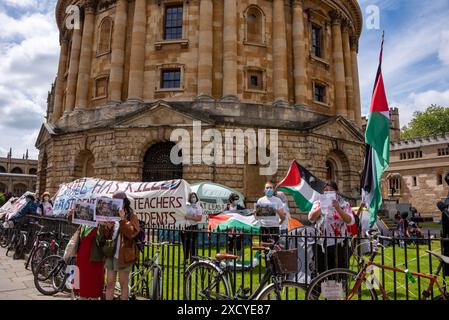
xmin=82 ymin=0 xmax=97 ymax=13
xmin=341 ymin=19 xmax=352 ymax=33
xmin=350 ymin=35 xmax=359 ymax=52
xmin=329 ymin=10 xmax=343 ymax=25
xmin=291 ymin=0 xmax=304 ymax=8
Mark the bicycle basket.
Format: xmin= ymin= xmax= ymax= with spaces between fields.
xmin=271 ymin=249 xmax=298 ymax=275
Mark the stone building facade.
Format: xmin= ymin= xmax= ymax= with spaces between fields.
xmin=382 ymin=133 xmax=449 ymax=219
xmin=37 ymin=0 xmax=365 ymax=211
xmin=0 ymin=152 xmax=38 ymax=196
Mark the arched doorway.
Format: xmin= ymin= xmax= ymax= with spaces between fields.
xmin=325 ymin=150 xmax=351 ymax=196
xmin=39 ymin=154 xmax=48 ymax=195
xmin=0 ymin=166 xmax=6 ymax=173
xmin=142 ymin=142 xmax=182 ymax=182
xmin=74 ymin=150 xmax=95 ymax=179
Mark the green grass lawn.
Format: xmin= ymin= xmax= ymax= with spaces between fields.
xmin=132 ymin=239 xmax=447 ymax=300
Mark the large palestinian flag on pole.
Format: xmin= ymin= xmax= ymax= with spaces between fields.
xmin=361 ymin=33 xmax=390 ymax=228
xmin=277 ymin=161 xmax=326 ymax=212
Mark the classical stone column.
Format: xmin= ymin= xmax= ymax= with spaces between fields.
xmin=350 ymin=35 xmax=362 ymax=127
xmin=197 ymin=0 xmax=214 ymax=96
xmin=64 ymin=27 xmax=82 ymax=115
xmin=128 ymin=0 xmax=147 ymax=102
xmin=342 ymin=20 xmax=354 ymax=120
xmin=109 ymin=0 xmax=128 ymax=103
xmin=222 ymin=0 xmax=237 ymax=98
xmin=52 ymin=38 xmax=69 ymax=121
xmin=331 ymin=11 xmax=347 ymax=116
xmin=292 ymin=0 xmax=307 ymax=105
xmin=75 ymin=3 xmax=96 ymax=110
xmin=272 ymin=0 xmax=289 ymax=103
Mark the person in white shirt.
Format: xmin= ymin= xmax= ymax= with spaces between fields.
xmin=37 ymin=192 xmax=53 ymax=216
xmin=256 ymin=181 xmax=286 ymax=242
xmin=181 ymin=192 xmax=204 ymax=263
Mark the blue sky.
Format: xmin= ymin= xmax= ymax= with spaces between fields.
xmin=0 ymin=0 xmax=448 ymax=160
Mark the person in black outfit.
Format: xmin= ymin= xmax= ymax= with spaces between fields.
xmin=225 ymin=193 xmax=245 ymax=257
xmin=437 ymin=172 xmax=449 ymax=276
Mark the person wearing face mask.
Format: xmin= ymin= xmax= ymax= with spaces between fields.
xmin=256 ymin=181 xmax=286 ymax=242
xmin=308 ymin=181 xmax=355 ymax=274
xmin=181 ymin=192 xmax=204 ymax=263
xmin=37 ymin=192 xmax=53 ymax=216
xmin=225 ymin=194 xmax=246 ymax=257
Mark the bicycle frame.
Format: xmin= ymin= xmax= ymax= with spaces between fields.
xmin=347 ymin=250 xmax=447 ymax=300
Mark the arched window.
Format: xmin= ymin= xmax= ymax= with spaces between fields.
xmin=0 ymin=166 xmax=6 ymax=173
xmin=97 ymin=18 xmax=113 ymax=55
xmin=11 ymin=167 xmax=23 ymax=174
xmin=13 ymin=183 xmax=27 ymax=196
xmin=0 ymin=183 xmax=6 ymax=194
xmin=245 ymin=6 xmax=264 ymax=44
xmin=29 ymin=168 xmax=37 ymax=175
xmin=142 ymin=142 xmax=182 ymax=182
xmin=74 ymin=150 xmax=95 ymax=179
xmin=326 ymin=160 xmax=336 ymax=182
xmin=387 ymin=175 xmax=401 ymax=196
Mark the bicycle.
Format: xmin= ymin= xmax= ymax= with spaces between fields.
xmin=183 ymin=240 xmax=306 ymax=300
xmin=305 ymin=229 xmax=449 ymax=300
xmin=125 ymin=241 xmax=169 ymax=300
xmin=25 ymin=229 xmax=71 ymax=275
xmin=5 ymin=220 xmax=38 ymax=260
xmin=33 ymin=254 xmax=78 ymax=299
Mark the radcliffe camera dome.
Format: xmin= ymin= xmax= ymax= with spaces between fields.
xmin=38 ymin=0 xmax=365 ymax=204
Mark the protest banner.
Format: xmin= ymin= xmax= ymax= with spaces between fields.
xmin=52 ymin=178 xmax=191 ymax=227
xmin=0 ymin=192 xmax=32 ymax=220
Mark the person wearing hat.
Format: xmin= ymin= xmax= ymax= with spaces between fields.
xmin=37 ymin=191 xmax=53 ymax=216
xmin=104 ymin=191 xmax=140 ymax=300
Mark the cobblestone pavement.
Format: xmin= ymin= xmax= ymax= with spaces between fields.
xmin=0 ymin=246 xmax=69 ymax=300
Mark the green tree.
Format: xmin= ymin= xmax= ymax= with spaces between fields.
xmin=401 ymin=105 xmax=449 ymax=139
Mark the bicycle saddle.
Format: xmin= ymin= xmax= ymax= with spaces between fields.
xmin=425 ymin=250 xmax=449 ymax=265
xmin=216 ymin=253 xmax=238 ymax=261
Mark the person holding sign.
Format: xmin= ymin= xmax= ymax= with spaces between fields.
xmin=255 ymin=181 xmax=286 ymax=242
xmin=67 ymin=207 xmax=106 ymax=300
xmin=308 ymin=181 xmax=355 ymax=274
xmin=181 ymin=192 xmax=204 ymax=263
xmin=104 ymin=191 xmax=140 ymax=300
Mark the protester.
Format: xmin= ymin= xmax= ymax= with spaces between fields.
xmin=8 ymin=194 xmax=38 ymax=223
xmin=37 ymin=192 xmax=53 ymax=216
xmin=105 ymin=191 xmax=141 ymax=300
xmin=255 ymin=181 xmax=286 ymax=242
xmin=436 ymin=172 xmax=449 ymax=276
xmin=308 ymin=181 xmax=355 ymax=273
xmin=67 ymin=209 xmax=106 ymax=300
xmin=225 ymin=193 xmax=245 ymax=257
xmin=181 ymin=192 xmax=203 ymax=263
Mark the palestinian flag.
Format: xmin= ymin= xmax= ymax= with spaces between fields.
xmin=208 ymin=213 xmax=260 ymax=233
xmin=361 ymin=33 xmax=390 ymax=228
xmin=277 ymin=161 xmax=326 ymax=212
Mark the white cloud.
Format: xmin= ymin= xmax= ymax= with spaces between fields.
xmin=392 ymin=89 xmax=449 ymax=127
xmin=0 ymin=3 xmax=58 ymax=159
xmin=438 ymin=30 xmax=449 ymax=66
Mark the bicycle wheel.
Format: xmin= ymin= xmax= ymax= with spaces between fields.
xmin=151 ymin=266 xmax=162 ymax=300
xmin=0 ymin=228 xmax=13 ymax=248
xmin=257 ymin=281 xmax=307 ymax=300
xmin=13 ymin=234 xmax=26 ymax=260
xmin=6 ymin=233 xmax=17 ymax=257
xmin=306 ymin=268 xmax=378 ymax=300
xmin=34 ymin=255 xmax=65 ymax=296
xmin=31 ymin=243 xmax=50 ymax=276
xmin=183 ymin=261 xmax=230 ymax=300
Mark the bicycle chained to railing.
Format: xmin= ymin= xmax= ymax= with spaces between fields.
xmin=305 ymin=229 xmax=449 ymax=300
xmin=183 ymin=237 xmax=307 ymax=300
xmin=115 ymin=241 xmax=170 ymax=300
